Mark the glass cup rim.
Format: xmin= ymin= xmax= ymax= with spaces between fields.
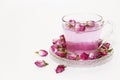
xmin=62 ymin=13 xmax=103 ymax=23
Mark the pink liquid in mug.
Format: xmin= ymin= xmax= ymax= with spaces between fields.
xmin=63 ymin=24 xmax=102 ymax=51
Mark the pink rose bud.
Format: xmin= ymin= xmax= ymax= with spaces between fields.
xmin=36 ymin=50 xmax=48 ymax=57
xmin=55 ymin=51 xmax=66 ymax=58
xmin=87 ymin=20 xmax=95 ymax=27
xmin=55 ymin=65 xmax=66 ymax=73
xmin=51 ymin=45 xmax=58 ymax=52
xmin=89 ymin=53 xmax=96 ymax=60
xmin=52 ymin=39 xmax=58 ymax=44
xmin=60 ymin=35 xmax=66 ymax=42
xmin=75 ymin=22 xmax=86 ymax=31
xmin=68 ymin=20 xmax=76 ymax=28
xmin=102 ymin=51 xmax=107 ymax=56
xmin=66 ymin=53 xmax=77 ymax=60
xmin=80 ymin=52 xmax=89 ymax=60
xmin=34 ymin=60 xmax=48 ymax=68
xmin=96 ymin=52 xmax=104 ymax=58
xmin=104 ymin=43 xmax=110 ymax=49
xmin=97 ymin=39 xmax=103 ymax=47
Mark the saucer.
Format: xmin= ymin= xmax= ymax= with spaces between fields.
xmin=49 ymin=35 xmax=113 ymax=67
xmin=49 ymin=49 xmax=113 ymax=67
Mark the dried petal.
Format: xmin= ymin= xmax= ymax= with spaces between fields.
xmin=56 ymin=65 xmax=66 ymax=73
xmin=34 ymin=60 xmax=48 ymax=68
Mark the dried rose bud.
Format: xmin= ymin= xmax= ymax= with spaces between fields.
xmin=69 ymin=20 xmax=76 ymax=27
xmin=66 ymin=53 xmax=77 ymax=60
xmin=80 ymin=52 xmax=89 ymax=60
xmin=34 ymin=60 xmax=48 ymax=68
xmin=51 ymin=45 xmax=58 ymax=52
xmin=35 ymin=50 xmax=48 ymax=57
xmin=55 ymin=65 xmax=66 ymax=73
xmin=55 ymin=51 xmax=67 ymax=58
xmin=75 ymin=22 xmax=86 ymax=31
xmin=86 ymin=20 xmax=95 ymax=27
xmin=89 ymin=53 xmax=97 ymax=60
xmin=103 ymin=42 xmax=110 ymax=49
xmin=52 ymin=39 xmax=58 ymax=44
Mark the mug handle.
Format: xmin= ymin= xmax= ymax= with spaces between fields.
xmin=100 ymin=21 xmax=114 ymax=42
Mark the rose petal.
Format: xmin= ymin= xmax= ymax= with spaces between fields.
xmin=34 ymin=60 xmax=48 ymax=68
xmin=56 ymin=65 xmax=66 ymax=73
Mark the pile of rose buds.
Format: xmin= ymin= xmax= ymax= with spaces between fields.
xmin=34 ymin=49 xmax=66 ymax=74
xmin=51 ymin=35 xmax=113 ymax=60
xmin=34 ymin=34 xmax=112 ymax=74
xmin=65 ymin=20 xmax=96 ymax=32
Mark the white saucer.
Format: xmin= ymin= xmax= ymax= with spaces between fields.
xmin=49 ymin=48 xmax=113 ymax=67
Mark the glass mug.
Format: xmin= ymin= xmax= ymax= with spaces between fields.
xmin=62 ymin=13 xmax=113 ymax=51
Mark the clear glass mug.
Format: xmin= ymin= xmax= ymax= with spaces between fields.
xmin=62 ymin=13 xmax=113 ymax=51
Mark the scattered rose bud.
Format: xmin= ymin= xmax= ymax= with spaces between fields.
xmin=36 ymin=50 xmax=48 ymax=57
xmin=56 ymin=65 xmax=66 ymax=73
xmin=55 ymin=51 xmax=67 ymax=58
xmin=80 ymin=52 xmax=89 ymax=60
xmin=34 ymin=60 xmax=48 ymax=68
xmin=96 ymin=52 xmax=104 ymax=58
xmin=60 ymin=35 xmax=66 ymax=43
xmin=51 ymin=45 xmax=58 ymax=52
xmin=86 ymin=20 xmax=95 ymax=27
xmin=89 ymin=53 xmax=97 ymax=60
xmin=66 ymin=53 xmax=77 ymax=60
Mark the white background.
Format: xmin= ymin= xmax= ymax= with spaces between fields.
xmin=0 ymin=0 xmax=120 ymax=80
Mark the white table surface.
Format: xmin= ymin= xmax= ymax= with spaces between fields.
xmin=0 ymin=0 xmax=120 ymax=80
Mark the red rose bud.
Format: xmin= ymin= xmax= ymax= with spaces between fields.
xmin=56 ymin=65 xmax=66 ymax=73
xmin=34 ymin=60 xmax=48 ymax=68
xmin=80 ymin=52 xmax=89 ymax=60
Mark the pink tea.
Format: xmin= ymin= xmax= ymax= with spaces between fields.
xmin=62 ymin=14 xmax=103 ymax=51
